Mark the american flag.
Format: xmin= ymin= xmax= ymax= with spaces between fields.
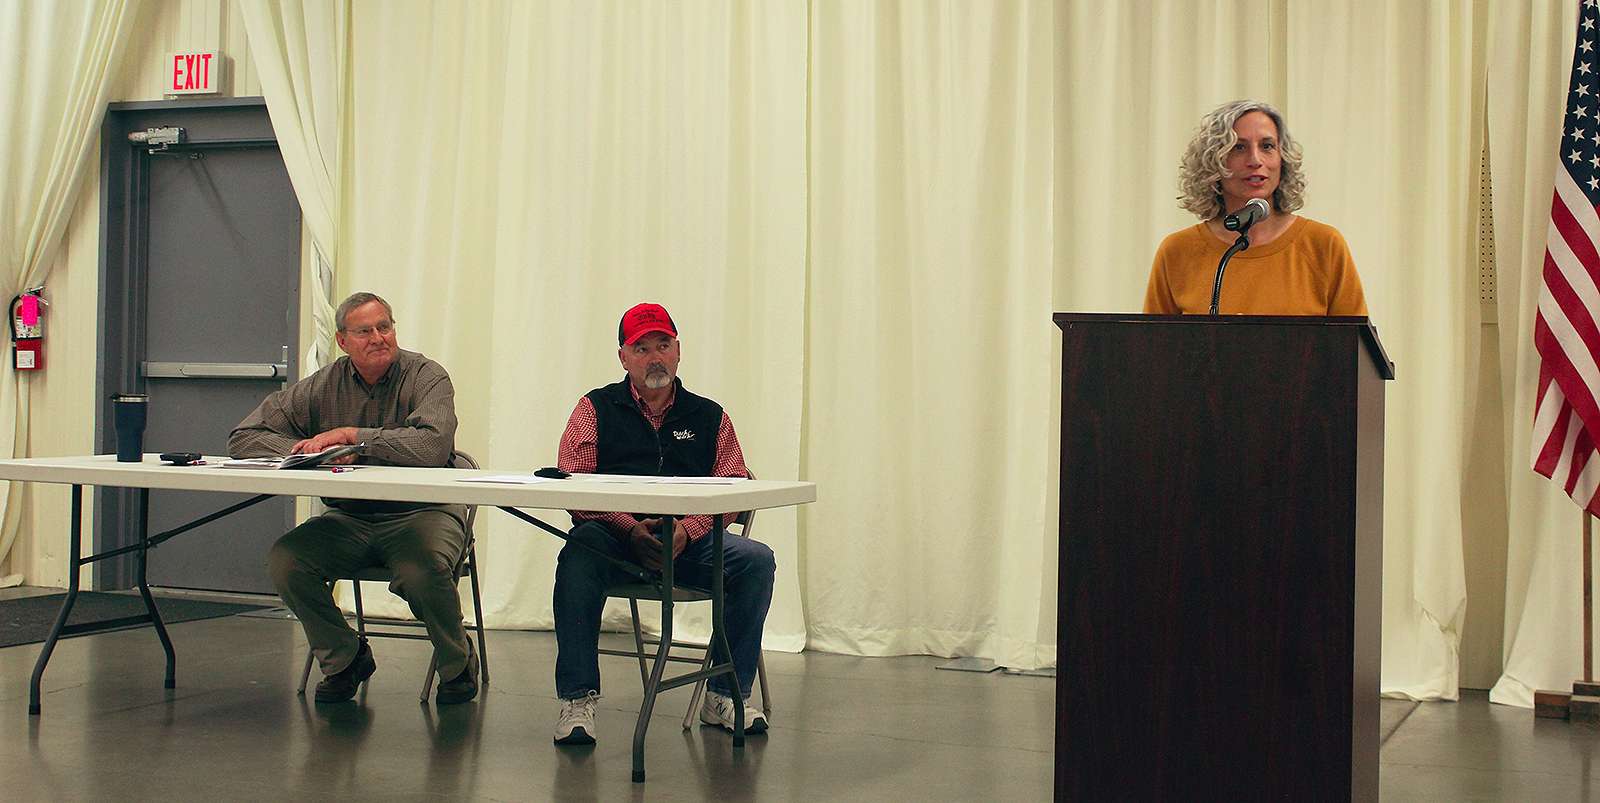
xmin=1534 ymin=0 xmax=1600 ymax=514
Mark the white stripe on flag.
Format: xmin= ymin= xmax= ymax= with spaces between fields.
xmin=1555 ymin=408 xmax=1582 ymax=490
xmin=1533 ymin=377 xmax=1568 ymax=470
xmin=1537 ymin=283 xmax=1600 ymax=405
xmin=1547 ymin=220 xmax=1600 ymax=322
xmin=1572 ymin=437 xmax=1600 ymax=506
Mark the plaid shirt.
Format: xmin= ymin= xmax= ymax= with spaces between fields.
xmin=557 ymin=381 xmax=748 ymax=541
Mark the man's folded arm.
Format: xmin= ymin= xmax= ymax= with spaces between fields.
xmin=356 ymin=370 xmax=458 ymax=467
xmin=228 ymin=382 xmax=311 ymax=458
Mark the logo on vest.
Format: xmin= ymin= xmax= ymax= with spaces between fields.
xmin=672 ymin=429 xmax=695 ymax=441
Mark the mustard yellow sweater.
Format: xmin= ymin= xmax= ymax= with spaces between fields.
xmin=1142 ymin=217 xmax=1368 ymax=316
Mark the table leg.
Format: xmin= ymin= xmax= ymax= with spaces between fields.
xmin=28 ymin=485 xmax=84 ymax=716
xmin=135 ymin=489 xmax=177 ymax=689
xmin=632 ymin=514 xmax=676 ymax=783
xmin=708 ymin=513 xmax=744 ymax=748
xmin=26 ymin=489 xmax=278 ymax=716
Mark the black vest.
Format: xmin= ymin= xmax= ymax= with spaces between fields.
xmin=586 ymin=377 xmax=722 ymax=477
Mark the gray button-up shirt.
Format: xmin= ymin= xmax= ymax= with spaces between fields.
xmin=229 ymin=349 xmax=458 ymax=513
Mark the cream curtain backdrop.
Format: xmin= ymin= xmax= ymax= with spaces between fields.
xmin=1056 ymin=0 xmax=1483 ymax=698
xmin=238 ymin=0 xmax=348 ymax=372
xmin=213 ymin=0 xmax=1594 ymax=696
xmin=1284 ymin=1 xmax=1483 ymax=700
xmin=1485 ymin=0 xmax=1600 ymax=707
xmin=804 ymin=1 xmax=1054 ymax=667
xmin=0 ymin=0 xmax=139 ymax=587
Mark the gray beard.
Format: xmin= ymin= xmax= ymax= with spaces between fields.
xmin=644 ymin=372 xmax=673 ymax=390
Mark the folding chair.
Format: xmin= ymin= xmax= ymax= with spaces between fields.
xmin=590 ymin=468 xmax=774 ymax=785
xmin=295 ymin=450 xmax=490 ymax=701
xmin=601 ymin=507 xmax=771 ymax=728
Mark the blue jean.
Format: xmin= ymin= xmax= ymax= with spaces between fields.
xmin=553 ymin=520 xmax=775 ymax=700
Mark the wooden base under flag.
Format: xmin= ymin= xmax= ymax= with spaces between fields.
xmin=1576 ymin=680 xmax=1600 ymax=725
xmin=1535 ymin=689 xmax=1571 ymax=719
xmin=1574 ymin=695 xmax=1600 ymax=726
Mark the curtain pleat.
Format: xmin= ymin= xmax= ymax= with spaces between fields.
xmin=0 ymin=0 xmax=140 ymax=586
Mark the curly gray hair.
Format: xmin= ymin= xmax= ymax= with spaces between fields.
xmin=1177 ymin=99 xmax=1305 ymax=220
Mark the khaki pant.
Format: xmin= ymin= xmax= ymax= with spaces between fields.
xmin=267 ymin=505 xmax=470 ymax=680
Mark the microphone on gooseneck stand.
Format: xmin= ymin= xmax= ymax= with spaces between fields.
xmin=1208 ymin=198 xmax=1271 ymax=315
xmin=1223 ymin=198 xmax=1270 ymax=233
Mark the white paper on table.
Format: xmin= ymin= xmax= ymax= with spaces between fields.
xmin=564 ymin=473 xmax=665 ymax=483
xmin=565 ymin=473 xmax=747 ymax=485
xmin=456 ymin=474 xmax=562 ymax=485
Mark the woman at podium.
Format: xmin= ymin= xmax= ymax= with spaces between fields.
xmin=1143 ymin=100 xmax=1368 ymax=316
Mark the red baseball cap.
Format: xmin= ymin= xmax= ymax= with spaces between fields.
xmin=618 ymin=302 xmax=678 ymax=345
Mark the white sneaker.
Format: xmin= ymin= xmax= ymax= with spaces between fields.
xmin=553 ymin=691 xmax=599 ymax=745
xmin=700 ymin=690 xmax=768 ymax=734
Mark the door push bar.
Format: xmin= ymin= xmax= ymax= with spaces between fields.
xmin=142 ymin=361 xmax=286 ymax=380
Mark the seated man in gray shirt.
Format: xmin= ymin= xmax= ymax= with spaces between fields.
xmin=229 ymin=291 xmax=477 ymax=705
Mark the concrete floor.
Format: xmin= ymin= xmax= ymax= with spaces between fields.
xmin=1 ymin=588 xmax=1597 ymax=801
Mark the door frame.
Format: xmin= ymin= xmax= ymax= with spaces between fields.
xmin=95 ymin=97 xmax=288 ymax=589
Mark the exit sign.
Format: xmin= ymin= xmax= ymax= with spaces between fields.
xmin=169 ymin=51 xmax=220 ymax=95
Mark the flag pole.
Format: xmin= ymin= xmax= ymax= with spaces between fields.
xmin=1586 ymin=512 xmax=1594 ymax=683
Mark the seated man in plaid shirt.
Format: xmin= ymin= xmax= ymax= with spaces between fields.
xmin=550 ymin=302 xmax=774 ymax=746
xmin=229 ymin=292 xmax=478 ymax=706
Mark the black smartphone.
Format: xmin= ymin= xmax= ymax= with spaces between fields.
xmin=159 ymin=452 xmax=204 ymax=465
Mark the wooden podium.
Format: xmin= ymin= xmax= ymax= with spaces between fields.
xmin=1052 ymin=314 xmax=1393 ymax=801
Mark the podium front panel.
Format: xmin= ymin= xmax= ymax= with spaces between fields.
xmin=1053 ymin=315 xmax=1383 ymax=801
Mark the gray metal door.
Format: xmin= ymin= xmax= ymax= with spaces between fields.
xmin=98 ymin=101 xmax=301 ymax=594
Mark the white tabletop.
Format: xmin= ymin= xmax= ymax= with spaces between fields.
xmin=0 ymin=455 xmax=817 ymax=516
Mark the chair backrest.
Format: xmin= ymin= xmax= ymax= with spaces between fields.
xmin=730 ymin=468 xmax=756 ymax=540
xmin=450 ymin=450 xmax=480 ymax=531
xmin=450 ymin=450 xmax=481 ymax=566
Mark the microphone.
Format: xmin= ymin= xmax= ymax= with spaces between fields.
xmin=1209 ymin=199 xmax=1269 ymax=314
xmin=1223 ymin=198 xmax=1270 ymax=232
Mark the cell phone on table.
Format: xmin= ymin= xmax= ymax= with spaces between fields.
xmin=159 ymin=452 xmax=204 ymax=465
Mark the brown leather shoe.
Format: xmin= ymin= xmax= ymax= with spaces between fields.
xmin=436 ymin=636 xmax=479 ymax=705
xmin=315 ymin=638 xmax=376 ymax=703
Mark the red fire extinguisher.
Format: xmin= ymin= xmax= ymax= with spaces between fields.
xmin=11 ymin=288 xmax=45 ymax=371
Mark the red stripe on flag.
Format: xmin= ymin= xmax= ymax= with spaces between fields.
xmin=1538 ymin=253 xmax=1600 ymax=403
xmin=1533 ymin=293 xmax=1600 ymax=437
xmin=1566 ymin=425 xmax=1594 ymax=494
xmin=1550 ymin=194 xmax=1600 ymax=287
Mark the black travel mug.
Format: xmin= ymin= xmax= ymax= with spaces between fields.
xmin=111 ymin=393 xmax=149 ymax=462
